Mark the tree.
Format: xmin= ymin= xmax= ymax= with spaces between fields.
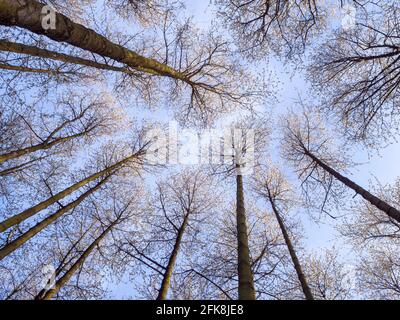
xmin=357 ymin=246 xmax=400 ymax=299
xmin=115 ymin=169 xmax=218 ymax=300
xmin=235 ymin=172 xmax=256 ymax=300
xmin=309 ymin=2 xmax=400 ymax=145
xmin=216 ymin=0 xmax=323 ymax=59
xmin=212 ymin=117 xmax=270 ymax=300
xmin=341 ymin=179 xmax=400 ymax=244
xmin=38 ymin=0 xmax=94 ymax=20
xmin=35 ymin=190 xmax=140 ymax=300
xmin=281 ymin=110 xmax=400 ymax=222
xmin=0 ymin=126 xmax=152 ymax=238
xmin=0 ymin=0 xmax=188 ymax=80
xmin=305 ymin=248 xmax=354 ymax=300
xmin=216 ymin=0 xmax=374 ymax=59
xmin=0 ymin=174 xmax=108 ymax=260
xmin=0 ymin=203 xmax=102 ymax=299
xmin=0 ymin=0 xmax=262 ymax=123
xmin=0 ymin=91 xmax=114 ymax=167
xmin=1 ymin=149 xmax=149 ymax=300
xmin=253 ymin=165 xmax=314 ymax=300
xmin=182 ymin=197 xmax=299 ymax=300
xmin=340 ymin=180 xmax=400 ymax=299
xmin=106 ymin=0 xmax=183 ymax=26
xmin=0 ymin=39 xmax=140 ymax=78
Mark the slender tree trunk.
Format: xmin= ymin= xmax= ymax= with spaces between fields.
xmin=0 ymin=133 xmax=84 ymax=164
xmin=156 ymin=212 xmax=190 ymax=300
xmin=35 ymin=221 xmax=116 ymax=300
xmin=0 ymin=177 xmax=108 ymax=261
xmin=236 ymin=174 xmax=256 ymax=300
xmin=0 ymin=62 xmax=60 ymax=74
xmin=0 ymin=165 xmax=25 ymax=177
xmin=0 ymin=40 xmax=137 ymax=76
xmin=34 ymin=225 xmax=93 ymax=300
xmin=0 ymin=156 xmax=46 ymax=176
xmin=0 ymin=151 xmax=142 ymax=233
xmin=266 ymin=189 xmax=314 ymax=300
xmin=0 ymin=0 xmax=190 ymax=82
xmin=306 ymin=151 xmax=400 ymax=223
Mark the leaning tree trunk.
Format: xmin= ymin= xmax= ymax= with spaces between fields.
xmin=305 ymin=151 xmax=400 ymax=223
xmin=0 ymin=177 xmax=109 ymax=261
xmin=0 ymin=40 xmax=138 ymax=76
xmin=157 ymin=212 xmax=190 ymax=300
xmin=0 ymin=157 xmax=46 ymax=177
xmin=0 ymin=132 xmax=85 ymax=164
xmin=36 ymin=221 xmax=116 ymax=300
xmin=0 ymin=151 xmax=142 ymax=233
xmin=34 ymin=225 xmax=93 ymax=300
xmin=267 ymin=190 xmax=314 ymax=300
xmin=236 ymin=174 xmax=256 ymax=300
xmin=0 ymin=62 xmax=61 ymax=74
xmin=0 ymin=0 xmax=190 ymax=82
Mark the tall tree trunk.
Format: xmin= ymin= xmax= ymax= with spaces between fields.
xmin=0 ymin=177 xmax=108 ymax=261
xmin=156 ymin=212 xmax=190 ymax=300
xmin=236 ymin=174 xmax=256 ymax=300
xmin=35 ymin=221 xmax=116 ymax=300
xmin=34 ymin=224 xmax=93 ymax=300
xmin=0 ymin=62 xmax=63 ymax=74
xmin=0 ymin=40 xmax=137 ymax=76
xmin=305 ymin=150 xmax=400 ymax=223
xmin=0 ymin=156 xmax=46 ymax=177
xmin=0 ymin=151 xmax=142 ymax=233
xmin=0 ymin=132 xmax=84 ymax=164
xmin=0 ymin=0 xmax=190 ymax=82
xmin=266 ymin=189 xmax=314 ymax=300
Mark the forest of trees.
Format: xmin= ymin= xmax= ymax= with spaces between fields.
xmin=0 ymin=0 xmax=400 ymax=300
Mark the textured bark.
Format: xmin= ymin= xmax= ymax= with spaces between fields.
xmin=0 ymin=157 xmax=46 ymax=176
xmin=36 ymin=221 xmax=116 ymax=300
xmin=0 ymin=0 xmax=190 ymax=82
xmin=156 ymin=212 xmax=190 ymax=300
xmin=306 ymin=151 xmax=400 ymax=223
xmin=0 ymin=132 xmax=85 ymax=164
xmin=0 ymin=39 xmax=137 ymax=75
xmin=236 ymin=174 xmax=256 ymax=300
xmin=0 ymin=152 xmax=142 ymax=233
xmin=0 ymin=177 xmax=108 ymax=261
xmin=0 ymin=62 xmax=55 ymax=74
xmin=266 ymin=188 xmax=314 ymax=300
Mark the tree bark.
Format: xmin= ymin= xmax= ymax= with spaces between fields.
xmin=0 ymin=132 xmax=85 ymax=164
xmin=305 ymin=150 xmax=400 ymax=223
xmin=0 ymin=62 xmax=60 ymax=74
xmin=236 ymin=174 xmax=256 ymax=300
xmin=156 ymin=212 xmax=190 ymax=300
xmin=0 ymin=177 xmax=109 ymax=261
xmin=0 ymin=151 xmax=142 ymax=233
xmin=35 ymin=221 xmax=116 ymax=300
xmin=0 ymin=156 xmax=46 ymax=176
xmin=0 ymin=39 xmax=138 ymax=76
xmin=266 ymin=188 xmax=314 ymax=300
xmin=0 ymin=0 xmax=190 ymax=82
